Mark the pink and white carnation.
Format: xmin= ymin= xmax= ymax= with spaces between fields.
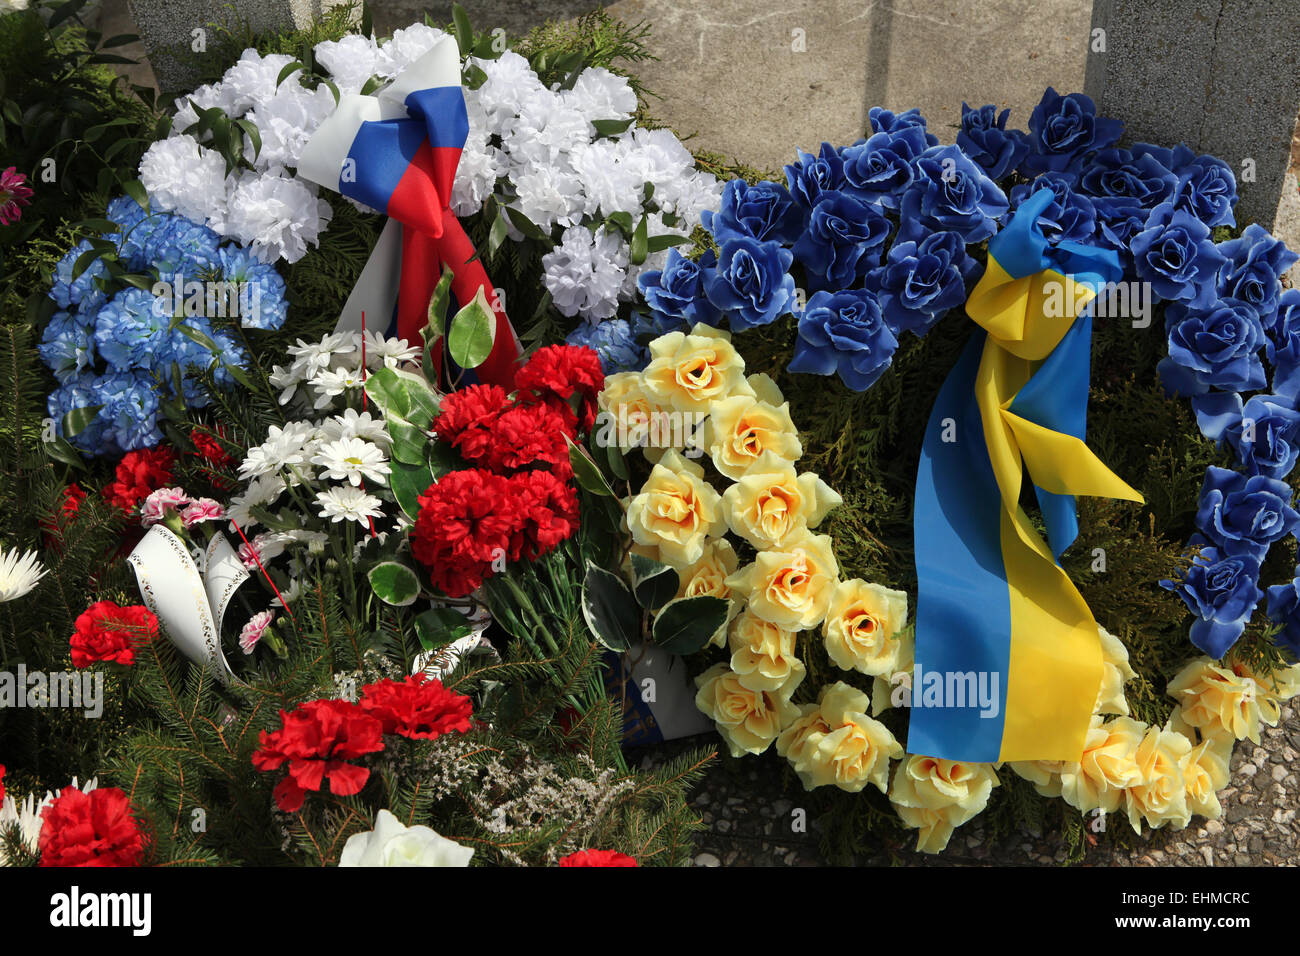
xmin=238 ymin=610 xmax=275 ymax=654
xmin=140 ymin=488 xmax=192 ymax=526
xmin=181 ymin=498 xmax=226 ymax=528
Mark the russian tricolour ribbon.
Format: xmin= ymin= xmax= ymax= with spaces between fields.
xmin=908 ymin=188 xmax=1144 ymax=764
xmin=298 ymin=35 xmax=519 ymax=387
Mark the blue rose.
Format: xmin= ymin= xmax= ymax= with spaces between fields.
xmin=788 ymin=289 xmax=898 ymax=391
xmin=791 ymin=191 xmax=890 ymax=291
xmin=1264 ymin=573 xmax=1300 ymax=656
xmin=702 ymin=237 xmax=796 ymax=332
xmin=702 ymin=178 xmax=804 ymax=245
xmin=1195 ymin=466 xmax=1300 ymax=560
xmin=1266 ymin=288 xmax=1300 ymax=398
xmin=638 ymin=248 xmax=722 ymax=328
xmin=956 ymin=103 xmax=1029 ymax=181
xmin=868 ymin=230 xmax=977 ymax=337
xmin=565 ymin=318 xmax=647 ymax=374
xmin=1157 ymin=297 xmax=1266 ymax=396
xmin=1008 ymin=172 xmax=1097 ymax=244
xmin=867 ymin=106 xmax=938 ymax=143
xmin=218 ymin=245 xmax=289 ymax=331
xmin=1095 ymin=203 xmax=1148 ymax=267
xmin=1130 ymin=144 xmax=1238 ymax=228
xmin=1128 ymin=201 xmax=1227 ymax=308
xmin=1020 ymin=87 xmax=1123 ymax=176
xmin=1215 ymin=223 xmax=1299 ymax=328
xmin=1194 ymin=392 xmax=1300 ymax=479
xmin=896 ymin=145 xmax=1009 ymax=244
xmin=1160 ymin=543 xmax=1262 ymax=658
xmin=1077 ymin=147 xmax=1177 ymax=217
xmin=839 ymin=126 xmax=930 ymax=210
xmin=38 ymin=311 xmax=96 ymax=385
xmin=784 ymin=143 xmax=847 ymax=210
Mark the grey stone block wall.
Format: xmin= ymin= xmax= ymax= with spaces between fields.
xmin=1086 ymin=0 xmax=1300 ymax=229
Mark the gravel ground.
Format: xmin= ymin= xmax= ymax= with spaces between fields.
xmin=634 ymin=704 xmax=1300 ymax=867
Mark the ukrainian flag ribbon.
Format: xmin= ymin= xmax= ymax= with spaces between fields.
xmin=907 ymin=188 xmax=1144 ymax=764
xmin=298 ymin=34 xmax=519 ymax=388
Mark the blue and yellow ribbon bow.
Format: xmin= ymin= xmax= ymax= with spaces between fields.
xmin=907 ymin=188 xmax=1144 ymax=764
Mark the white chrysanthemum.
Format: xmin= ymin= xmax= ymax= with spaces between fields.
xmin=270 ymin=578 xmax=302 ymax=608
xmin=316 ymin=486 xmax=383 ymax=526
xmin=225 ymin=474 xmax=288 ymax=529
xmin=542 ymin=225 xmax=629 ymax=320
xmin=314 ymin=33 xmax=382 ymax=95
xmin=221 ymin=50 xmax=300 ymax=116
xmin=268 ymin=363 xmax=304 ymax=405
xmin=287 ymin=332 xmax=357 ymax=380
xmin=375 ymin=22 xmax=448 ymax=77
xmin=450 ymin=135 xmax=502 ymax=216
xmin=245 ymin=82 xmax=336 ymax=169
xmin=562 ymin=66 xmax=638 ymax=122
xmin=320 ymin=408 xmax=392 ymax=448
xmin=220 ymin=169 xmax=332 ymax=264
xmin=172 ymin=82 xmax=240 ymax=134
xmin=239 ymin=421 xmax=318 ymax=480
xmin=569 ymin=139 xmax=645 ymax=219
xmin=312 ymin=436 xmax=390 ymax=487
xmin=504 ymin=97 xmax=592 ymax=168
xmin=361 ymin=330 xmax=420 ymax=370
xmin=0 ymin=546 xmax=47 ymax=602
xmin=309 ymin=366 xmax=365 ymax=409
xmin=510 ymin=161 xmax=585 ymax=231
xmin=138 ymin=134 xmax=231 ymax=226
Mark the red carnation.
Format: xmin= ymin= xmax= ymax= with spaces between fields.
xmin=410 ymin=469 xmax=519 ymax=597
xmin=480 ymin=400 xmax=572 ymax=474
xmin=40 ymin=484 xmax=87 ymax=549
xmin=69 ymin=600 xmax=157 ymax=669
xmin=191 ymin=426 xmax=234 ymax=467
xmin=359 ymin=675 xmax=474 ymax=740
xmin=434 ymin=384 xmax=511 ymax=462
xmin=515 ymin=345 xmax=604 ymax=432
xmin=558 ymin=848 xmax=639 ymax=867
xmin=38 ymin=786 xmax=144 ymax=867
xmin=251 ymin=699 xmax=385 ymax=813
xmin=104 ymin=446 xmax=175 ymax=513
xmin=508 ymin=469 xmax=580 ymax=562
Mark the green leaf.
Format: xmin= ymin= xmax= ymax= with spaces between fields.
xmin=364 ymin=367 xmax=440 ymax=428
xmin=591 ymin=118 xmax=633 ymax=137
xmin=73 ymin=218 xmax=118 ymax=234
xmin=360 ymin=75 xmax=384 ymax=96
xmin=581 ymin=561 xmax=639 ymax=652
xmin=504 ymin=205 xmax=547 ymax=240
xmin=235 ymin=119 xmax=262 ymax=161
xmin=121 ymin=179 xmax=150 ymax=214
xmin=630 ymin=553 xmax=679 ymax=611
xmin=452 ymin=3 xmax=474 ymax=53
xmin=61 ymin=404 xmax=104 ymax=439
xmin=43 ymin=436 xmax=87 ymax=472
xmin=605 ymin=211 xmax=634 ymax=235
xmin=630 ymin=213 xmax=648 ymax=265
xmin=413 ymin=608 xmax=472 ymax=651
xmin=652 ymin=596 xmax=730 ymax=654
xmin=276 ymin=61 xmax=303 ymax=89
xmin=390 ymin=459 xmax=435 ymax=520
xmin=368 ymin=562 xmax=421 ymax=607
xmin=462 ymin=63 xmax=487 ymax=90
xmin=69 ymin=247 xmax=100 ymax=281
xmin=487 ymin=208 xmax=509 ymax=258
xmin=422 ymin=267 xmax=454 ymax=383
xmin=566 ymin=435 xmax=614 ymax=497
xmin=447 ymin=286 xmax=496 ymax=370
xmin=646 ymin=234 xmax=693 ymax=253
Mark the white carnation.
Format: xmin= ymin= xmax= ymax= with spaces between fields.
xmin=314 ymin=33 xmax=382 ymax=95
xmin=221 ymin=50 xmax=301 ymax=116
xmin=245 ymin=82 xmax=337 ymax=169
xmin=171 ymin=82 xmax=239 ymax=134
xmin=511 ymin=161 xmax=585 ymax=231
xmin=375 ymin=23 xmax=448 ymax=77
xmin=569 ymin=139 xmax=645 ymax=219
xmin=542 ymin=225 xmax=628 ymax=321
xmin=220 ymin=169 xmax=332 ymax=264
xmin=657 ymin=169 xmax=725 ymax=228
xmin=471 ymin=51 xmax=548 ymax=135
xmin=138 ymin=134 xmax=231 ymax=226
xmin=450 ymin=135 xmax=502 ymax=216
xmin=504 ymin=96 xmax=592 ymax=168
xmin=617 ymin=126 xmax=696 ymax=187
xmin=562 ymin=66 xmax=637 ymax=122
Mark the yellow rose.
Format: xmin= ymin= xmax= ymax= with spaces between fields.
xmin=871 ymin=628 xmax=914 ymax=716
xmin=702 ymin=376 xmax=803 ymax=480
xmin=776 ymin=682 xmax=902 ymax=793
xmin=666 ymin=537 xmax=740 ymax=649
xmin=1058 ymin=715 xmax=1145 ymax=814
xmin=642 ymin=324 xmax=753 ymax=414
xmin=1179 ymin=735 xmax=1230 ymax=821
xmin=822 ymin=578 xmax=908 ymax=677
xmin=721 ymin=451 xmax=842 ymax=550
xmin=694 ymin=662 xmax=799 ymax=757
xmin=889 ymin=756 xmax=999 ymax=854
xmin=1124 ymin=724 xmax=1192 ymax=832
xmin=728 ymin=610 xmax=805 ymax=693
xmin=1232 ymin=658 xmax=1300 ymax=727
xmin=1095 ymin=626 xmax=1138 ymax=716
xmin=624 ymin=449 xmax=725 ymax=567
xmin=725 ymin=532 xmax=839 ymax=630
xmin=1167 ymin=657 xmax=1273 ymax=745
xmin=1008 ymin=760 xmax=1072 ymax=799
